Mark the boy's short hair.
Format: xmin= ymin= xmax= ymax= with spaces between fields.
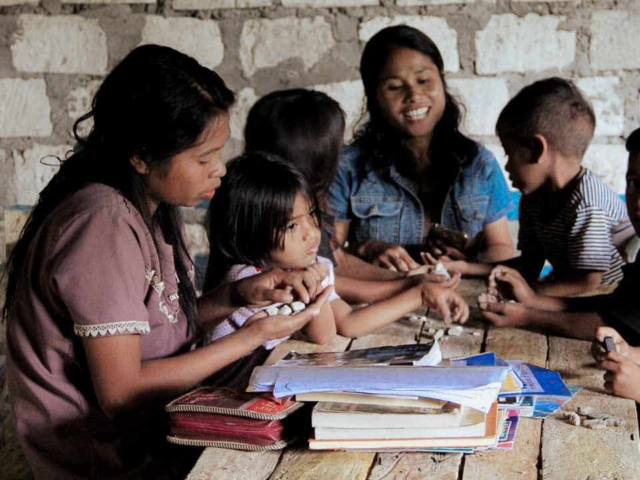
xmin=626 ymin=128 xmax=640 ymax=154
xmin=496 ymin=77 xmax=596 ymax=159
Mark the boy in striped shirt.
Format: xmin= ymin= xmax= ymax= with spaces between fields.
xmin=437 ymin=78 xmax=632 ymax=297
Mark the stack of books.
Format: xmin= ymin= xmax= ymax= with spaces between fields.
xmin=246 ymin=343 xmax=525 ymax=452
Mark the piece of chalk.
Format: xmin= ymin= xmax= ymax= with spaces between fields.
xmin=291 ymin=301 xmax=306 ymax=313
xmin=277 ymin=305 xmax=292 ymax=316
xmin=265 ymin=306 xmax=279 ymax=317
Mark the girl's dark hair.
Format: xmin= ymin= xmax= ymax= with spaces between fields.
xmin=244 ymin=89 xmax=346 ymax=198
xmin=2 ymin=44 xmax=235 ymax=334
xmin=204 ymin=152 xmax=319 ymax=291
xmin=355 ymin=25 xmax=477 ymax=179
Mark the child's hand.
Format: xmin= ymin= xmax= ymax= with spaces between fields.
xmin=477 ymin=299 xmax=530 ymax=329
xmin=365 ymin=241 xmax=420 ymax=272
xmin=419 ymin=284 xmax=469 ymax=325
xmin=591 ymin=326 xmax=629 ymax=362
xmin=300 ymin=262 xmax=329 ymax=301
xmin=421 ymin=252 xmax=468 ymax=276
xmin=245 ymin=286 xmax=334 ymax=341
xmin=489 ymin=266 xmax=536 ymax=305
xmin=599 ymin=351 xmax=640 ymax=402
xmin=410 ymin=269 xmax=462 ymax=289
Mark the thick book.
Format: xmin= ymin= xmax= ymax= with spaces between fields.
xmin=308 ymin=403 xmax=502 ymax=450
xmin=311 ymin=401 xmax=462 ymax=429
xmin=296 ymin=392 xmax=446 ymax=409
xmin=313 ymin=406 xmax=486 ymax=440
xmin=165 ymin=387 xmax=305 ymax=450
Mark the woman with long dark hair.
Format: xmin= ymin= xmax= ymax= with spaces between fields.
xmin=3 ymin=45 xmax=327 ymax=479
xmin=328 ymin=25 xmax=515 ymax=272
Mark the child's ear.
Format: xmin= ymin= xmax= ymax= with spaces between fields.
xmin=531 ymin=134 xmax=548 ymax=163
xmin=130 ymin=155 xmax=149 ymax=175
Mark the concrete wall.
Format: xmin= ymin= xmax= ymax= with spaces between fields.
xmin=1 ymin=0 xmax=640 ymax=261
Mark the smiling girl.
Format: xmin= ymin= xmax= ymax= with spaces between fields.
xmin=203 ymin=152 xmax=468 ymax=388
xmin=328 ymin=25 xmax=515 ymax=271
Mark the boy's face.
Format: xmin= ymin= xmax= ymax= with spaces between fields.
xmin=626 ymin=152 xmax=640 ymax=235
xmin=501 ymin=137 xmax=548 ymax=195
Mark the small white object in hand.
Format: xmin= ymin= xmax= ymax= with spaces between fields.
xmin=291 ymin=301 xmax=306 ymax=313
xmin=448 ymin=325 xmax=463 ymax=336
xmin=433 ymin=262 xmax=451 ymax=279
xmin=265 ymin=306 xmax=279 ymax=317
xmin=278 ymin=305 xmax=293 ymax=316
xmin=433 ymin=329 xmax=445 ymax=340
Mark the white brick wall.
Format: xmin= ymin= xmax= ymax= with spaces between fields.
xmin=590 ymin=11 xmax=640 ymax=71
xmin=230 ymin=87 xmax=258 ymax=142
xmin=67 ymin=80 xmax=101 ymax=139
xmin=239 ymin=17 xmax=335 ymax=77
xmin=140 ymin=17 xmax=224 ymax=69
xmin=0 ymin=79 xmax=52 ymax=138
xmin=447 ymin=78 xmax=509 ymax=136
xmin=577 ymin=77 xmax=624 ymax=137
xmin=11 ymin=15 xmax=108 ymax=74
xmin=312 ymin=80 xmax=365 ymax=141
xmin=13 ymin=145 xmax=72 ymax=205
xmin=583 ymin=144 xmax=628 ymax=194
xmin=173 ymin=0 xmax=270 ymax=8
xmin=359 ymin=16 xmax=459 ymax=73
xmin=282 ymin=0 xmax=376 ymax=7
xmin=476 ymin=14 xmax=575 ymax=74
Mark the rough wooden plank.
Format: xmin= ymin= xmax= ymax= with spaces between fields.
xmin=349 ymin=316 xmax=424 ymax=350
xmin=542 ymin=390 xmax=640 ymax=479
xmin=186 ymin=449 xmax=281 ymax=480
xmin=462 ymin=327 xmax=547 ymax=480
xmin=368 ymin=452 xmax=463 ymax=480
xmin=547 ymin=336 xmax=603 ymax=390
xmin=270 ymin=448 xmax=374 ymax=480
xmin=542 ymin=337 xmax=640 ymax=479
xmin=462 ymin=418 xmax=541 ymax=480
xmin=485 ymin=327 xmax=547 ymax=367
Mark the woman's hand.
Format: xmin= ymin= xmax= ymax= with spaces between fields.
xmin=419 ymin=283 xmax=469 ymax=324
xmin=244 ymin=286 xmax=334 ymax=342
xmin=477 ymin=299 xmax=530 ymax=328
xmin=232 ymin=267 xmax=327 ymax=307
xmin=365 ymin=242 xmax=420 ymax=272
xmin=409 ymin=268 xmax=462 ymax=289
xmin=591 ymin=326 xmax=630 ymax=362
xmin=423 ymin=238 xmax=467 ymax=261
xmin=488 ymin=266 xmax=536 ymax=305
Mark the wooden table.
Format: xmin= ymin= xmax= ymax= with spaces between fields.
xmin=186 ymin=280 xmax=640 ymax=480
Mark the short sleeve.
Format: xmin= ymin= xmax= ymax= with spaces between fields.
xmin=567 ymin=207 xmax=612 ymax=271
xmin=479 ymin=148 xmax=513 ymax=225
xmin=317 ymin=256 xmax=340 ymax=303
xmin=327 ymin=148 xmax=357 ymax=222
xmin=51 ymin=208 xmax=151 ymax=338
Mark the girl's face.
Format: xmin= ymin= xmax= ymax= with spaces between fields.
xmin=140 ymin=113 xmax=230 ymax=214
xmin=269 ymin=192 xmax=321 ymax=270
xmin=375 ymin=47 xmax=446 ymax=144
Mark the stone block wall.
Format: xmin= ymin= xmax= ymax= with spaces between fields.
xmin=0 ymin=0 xmax=639 ymax=261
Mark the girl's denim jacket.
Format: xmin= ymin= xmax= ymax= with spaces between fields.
xmin=327 ymin=143 xmax=513 ymax=253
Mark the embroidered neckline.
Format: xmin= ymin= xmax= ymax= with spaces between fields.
xmin=74 ymin=321 xmax=150 ymax=337
xmin=145 ymin=267 xmax=180 ymax=323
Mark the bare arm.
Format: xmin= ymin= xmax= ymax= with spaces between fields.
xmin=301 ymin=290 xmax=337 ymax=345
xmin=84 ymin=288 xmax=332 ymax=419
xmin=532 ymin=270 xmax=604 ymax=297
xmin=333 ymin=248 xmax=403 ymax=281
xmin=332 ymin=283 xmax=468 ymax=338
xmin=478 ymin=217 xmax=516 ymax=262
xmin=480 ymin=301 xmax=605 ymax=340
